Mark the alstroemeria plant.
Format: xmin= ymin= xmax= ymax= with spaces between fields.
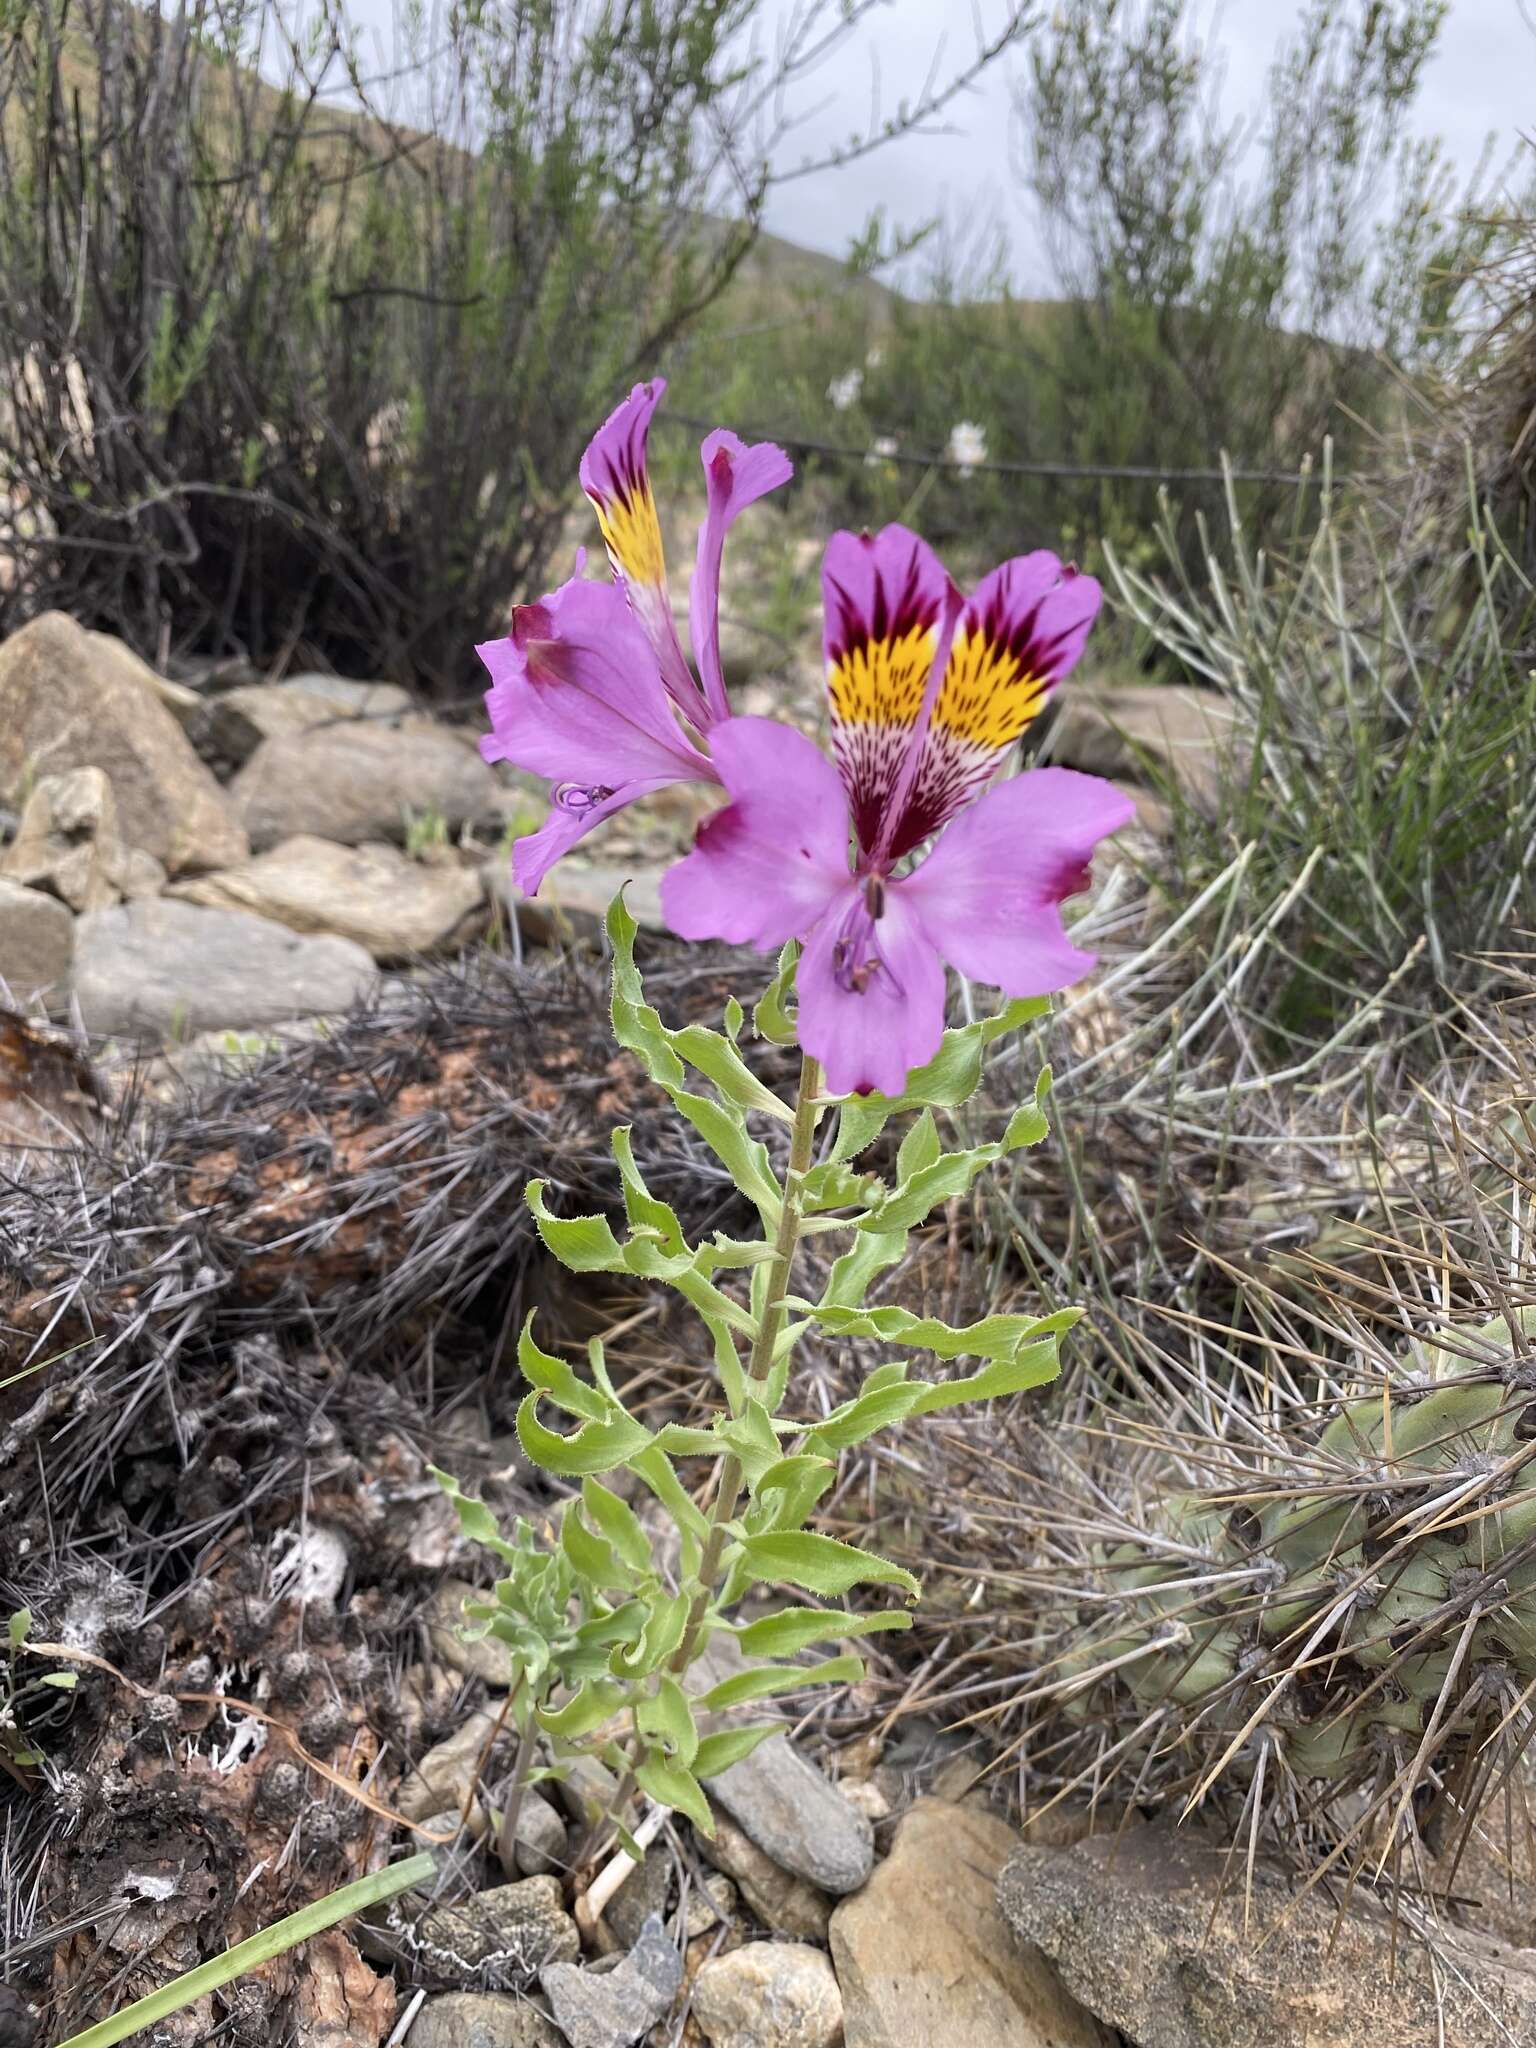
xmin=439 ymin=384 xmax=1132 ymax=1873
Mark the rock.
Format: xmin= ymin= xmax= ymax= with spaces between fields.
xmin=709 ymin=1731 xmax=873 ymax=1896
xmin=485 ymin=858 xmax=667 ymax=947
xmin=540 ymin=1913 xmax=682 ymax=2048
xmin=691 ymin=1942 xmax=842 ymax=2048
xmin=839 ymin=1778 xmax=892 ymax=1823
xmin=85 ymin=630 xmax=203 ymax=719
xmin=1 ymin=767 xmax=165 ymax=912
xmin=231 ymin=718 xmax=500 ymax=849
xmin=997 ymin=1823 xmax=1536 ymax=2048
xmin=407 ymin=1993 xmax=562 ymax=2048
xmin=684 ymin=1873 xmax=737 ymax=1942
xmin=552 ymin=1752 xmax=624 ymax=1835
xmin=507 ymin=1790 xmax=569 ymax=1880
xmin=604 ymin=1845 xmax=672 ymax=1950
xmin=695 ymin=1812 xmax=831 ymax=1941
xmin=427 ymin=1578 xmax=517 ymax=1688
xmin=0 ymin=613 xmax=248 ymax=873
xmin=832 ymin=1798 xmax=1109 ymax=2048
xmin=414 ymin=1877 xmax=579 ymax=1989
xmin=170 ymin=836 xmax=484 ymax=962
xmin=1046 ymin=680 xmax=1235 ymax=805
xmin=195 ymin=675 xmax=414 ymax=766
xmin=0 ymin=879 xmax=73 ymax=1009
xmin=73 ymin=899 xmax=376 ymax=1038
xmin=398 ymin=1708 xmax=506 ymax=1823
xmin=196 ymin=677 xmax=412 ymax=765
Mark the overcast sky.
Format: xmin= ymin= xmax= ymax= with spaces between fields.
xmin=745 ymin=0 xmax=1533 ymax=286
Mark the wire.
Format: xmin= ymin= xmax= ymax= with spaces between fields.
xmin=658 ymin=409 xmax=1326 ymax=487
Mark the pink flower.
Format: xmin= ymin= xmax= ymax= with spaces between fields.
xmin=478 ymin=379 xmax=791 ymax=893
xmin=660 ymin=525 xmax=1135 ymax=1096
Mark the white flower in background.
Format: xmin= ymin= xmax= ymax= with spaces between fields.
xmin=826 ymin=368 xmax=863 ymax=413
xmin=864 ymin=434 xmax=898 ymax=469
xmin=946 ymin=420 xmax=988 ymax=475
xmin=865 ymin=343 xmax=885 ymax=370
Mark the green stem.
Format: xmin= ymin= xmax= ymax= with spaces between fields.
xmin=668 ymin=1050 xmax=823 ymax=1677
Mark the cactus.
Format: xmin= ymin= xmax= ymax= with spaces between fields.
xmin=1041 ymin=1308 xmax=1536 ymax=1868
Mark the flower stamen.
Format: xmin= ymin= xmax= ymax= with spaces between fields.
xmin=832 ymin=874 xmax=901 ymax=997
xmin=553 ymin=781 xmax=617 ymax=815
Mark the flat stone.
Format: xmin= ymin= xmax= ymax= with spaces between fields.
xmin=603 ymin=1844 xmax=672 ymax=1950
xmin=708 ymin=1731 xmax=873 ymax=1896
xmin=695 ymin=1812 xmax=830 ymax=1941
xmin=414 ymin=1877 xmax=579 ymax=1991
xmin=0 ymin=613 xmax=248 ymax=873
xmin=426 ymin=1578 xmax=517 ymax=1688
xmin=0 ymin=878 xmax=73 ymax=1010
xmin=195 ymin=676 xmax=414 ymax=766
xmin=997 ymin=1823 xmax=1536 ymax=2048
xmin=832 ymin=1798 xmax=1110 ymax=2048
xmin=484 ymin=858 xmax=667 ymax=947
xmin=73 ymin=899 xmax=375 ymax=1038
xmin=552 ymin=1752 xmax=624 ymax=1835
xmin=408 ymin=1992 xmax=562 ymax=2048
xmin=170 ymin=836 xmax=484 ymax=962
xmin=691 ymin=1941 xmax=842 ymax=2048
xmin=398 ymin=1708 xmax=506 ymax=1823
xmin=540 ymin=1913 xmax=681 ymax=2048
xmin=1 ymin=767 xmax=165 ymax=911
xmin=231 ymin=718 xmax=501 ymax=849
xmin=1046 ymin=680 xmax=1235 ymax=805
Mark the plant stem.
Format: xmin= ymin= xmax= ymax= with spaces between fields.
xmin=495 ymin=1711 xmax=539 ymax=1877
xmin=667 ymin=1051 xmax=823 ymax=1677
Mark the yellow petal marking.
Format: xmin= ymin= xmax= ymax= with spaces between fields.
xmin=932 ymin=627 xmax=1048 ymax=750
xmin=826 ymin=622 xmax=938 ymax=729
xmin=589 ymin=484 xmax=667 ymax=589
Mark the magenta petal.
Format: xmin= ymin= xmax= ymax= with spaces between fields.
xmin=579 ymin=379 xmax=666 ymax=509
xmin=900 ymin=766 xmax=1135 ymax=995
xmin=660 ymin=717 xmax=850 ymax=948
xmin=477 ymin=570 xmax=707 ymax=789
xmin=797 ymin=883 xmax=948 ymax=1098
xmin=511 ymin=778 xmax=678 ymax=896
xmin=690 ymin=430 xmax=794 ymax=722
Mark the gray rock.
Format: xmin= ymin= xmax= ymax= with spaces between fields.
xmin=1046 ymin=679 xmax=1235 ymax=806
xmin=408 ymin=1993 xmax=562 ymax=2048
xmin=73 ymin=899 xmax=375 ymax=1038
xmin=603 ymin=1843 xmax=672 ymax=1950
xmin=485 ymin=858 xmax=666 ymax=947
xmin=0 ymin=878 xmax=73 ymax=1009
xmin=540 ymin=1913 xmax=681 ymax=2048
xmin=414 ymin=1876 xmax=579 ymax=1990
xmin=695 ymin=1812 xmax=830 ymax=1941
xmin=833 ymin=1797 xmax=1110 ymax=2048
xmin=195 ymin=675 xmax=414 ymax=766
xmin=997 ymin=1823 xmax=1536 ymax=2048
xmin=507 ymin=1790 xmax=569 ymax=1879
xmin=709 ymin=1731 xmax=873 ymax=1896
xmin=170 ymin=835 xmax=484 ymax=962
xmin=427 ymin=1578 xmax=517 ymax=1688
xmin=691 ymin=1941 xmax=842 ymax=2048
xmin=231 ymin=718 xmax=500 ymax=849
xmin=1 ymin=767 xmax=165 ymax=912
xmin=0 ymin=613 xmax=248 ymax=874
xmin=398 ymin=1708 xmax=507 ymax=1823
xmin=552 ymin=1752 xmax=624 ymax=1835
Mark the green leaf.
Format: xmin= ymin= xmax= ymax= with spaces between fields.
xmin=750 ymin=1453 xmax=836 ymax=1530
xmin=560 ymin=1499 xmax=624 ymax=1588
xmin=581 ymin=1478 xmax=654 ymax=1575
xmin=697 ymin=1651 xmax=863 ymax=1711
xmin=801 ymin=1160 xmax=886 ymax=1214
xmin=907 ymin=1339 xmax=1062 ymax=1412
xmin=733 ymin=1606 xmax=913 ymax=1658
xmin=752 ymin=942 xmax=800 ymax=1045
xmin=517 ymin=1317 xmax=611 ymax=1423
xmin=627 ymin=1444 xmax=709 ymax=1545
xmin=635 ymin=1750 xmax=714 ymax=1835
xmin=537 ymin=1678 xmax=626 ymax=1741
xmin=518 ymin=1387 xmax=651 ymax=1478
xmin=38 ymin=1670 xmax=78 ymax=1690
xmin=737 ymin=1530 xmax=920 ymax=1601
xmin=8 ymin=1607 xmax=32 ymax=1648
xmin=803 ymin=1382 xmax=925 ymax=1452
xmin=896 ymin=1109 xmax=942 ymax=1184
xmin=692 ymin=1722 xmax=781 ymax=1779
xmin=525 ymin=1181 xmax=628 ymax=1273
xmin=430 ymin=1468 xmax=518 ymax=1563
xmin=636 ymin=1675 xmax=699 ymax=1766
xmin=859 ymin=1075 xmax=1052 ymax=1235
xmin=800 ymin=1301 xmax=1079 ymax=1364
xmin=821 ymin=1227 xmax=906 ymax=1312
